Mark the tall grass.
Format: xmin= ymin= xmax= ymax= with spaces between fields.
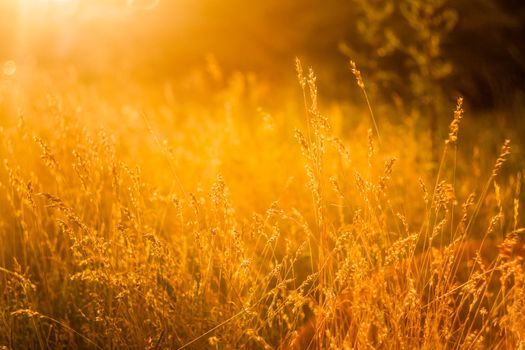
xmin=0 ymin=62 xmax=523 ymax=349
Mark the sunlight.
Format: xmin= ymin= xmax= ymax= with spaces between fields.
xmin=19 ymin=0 xmax=77 ymax=5
xmin=126 ymin=0 xmax=160 ymax=11
xmin=15 ymin=0 xmax=75 ymax=21
xmin=16 ymin=0 xmax=161 ymax=22
xmin=2 ymin=61 xmax=17 ymax=76
xmin=10 ymin=0 xmax=165 ymax=63
xmin=1 ymin=1 xmax=524 ymax=349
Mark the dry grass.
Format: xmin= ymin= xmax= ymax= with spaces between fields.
xmin=0 ymin=61 xmax=524 ymax=349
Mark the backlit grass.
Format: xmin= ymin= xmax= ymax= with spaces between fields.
xmin=0 ymin=61 xmax=524 ymax=349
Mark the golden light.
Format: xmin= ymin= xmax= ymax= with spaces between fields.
xmin=13 ymin=0 xmax=161 ymax=36
xmin=2 ymin=60 xmax=17 ymax=76
xmin=8 ymin=0 xmax=165 ymax=68
xmin=17 ymin=0 xmax=160 ymax=16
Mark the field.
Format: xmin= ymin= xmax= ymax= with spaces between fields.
xmin=1 ymin=1 xmax=525 ymax=349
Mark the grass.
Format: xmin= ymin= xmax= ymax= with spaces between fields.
xmin=0 ymin=61 xmax=524 ymax=349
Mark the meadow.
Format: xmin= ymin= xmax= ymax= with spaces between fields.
xmin=0 ymin=55 xmax=523 ymax=350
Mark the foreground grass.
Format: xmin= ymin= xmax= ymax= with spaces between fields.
xmin=0 ymin=64 xmax=524 ymax=349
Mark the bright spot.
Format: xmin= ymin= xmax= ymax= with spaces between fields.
xmin=126 ymin=0 xmax=160 ymax=11
xmin=2 ymin=61 xmax=17 ymax=76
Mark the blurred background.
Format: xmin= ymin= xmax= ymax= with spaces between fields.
xmin=1 ymin=0 xmax=525 ymax=111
